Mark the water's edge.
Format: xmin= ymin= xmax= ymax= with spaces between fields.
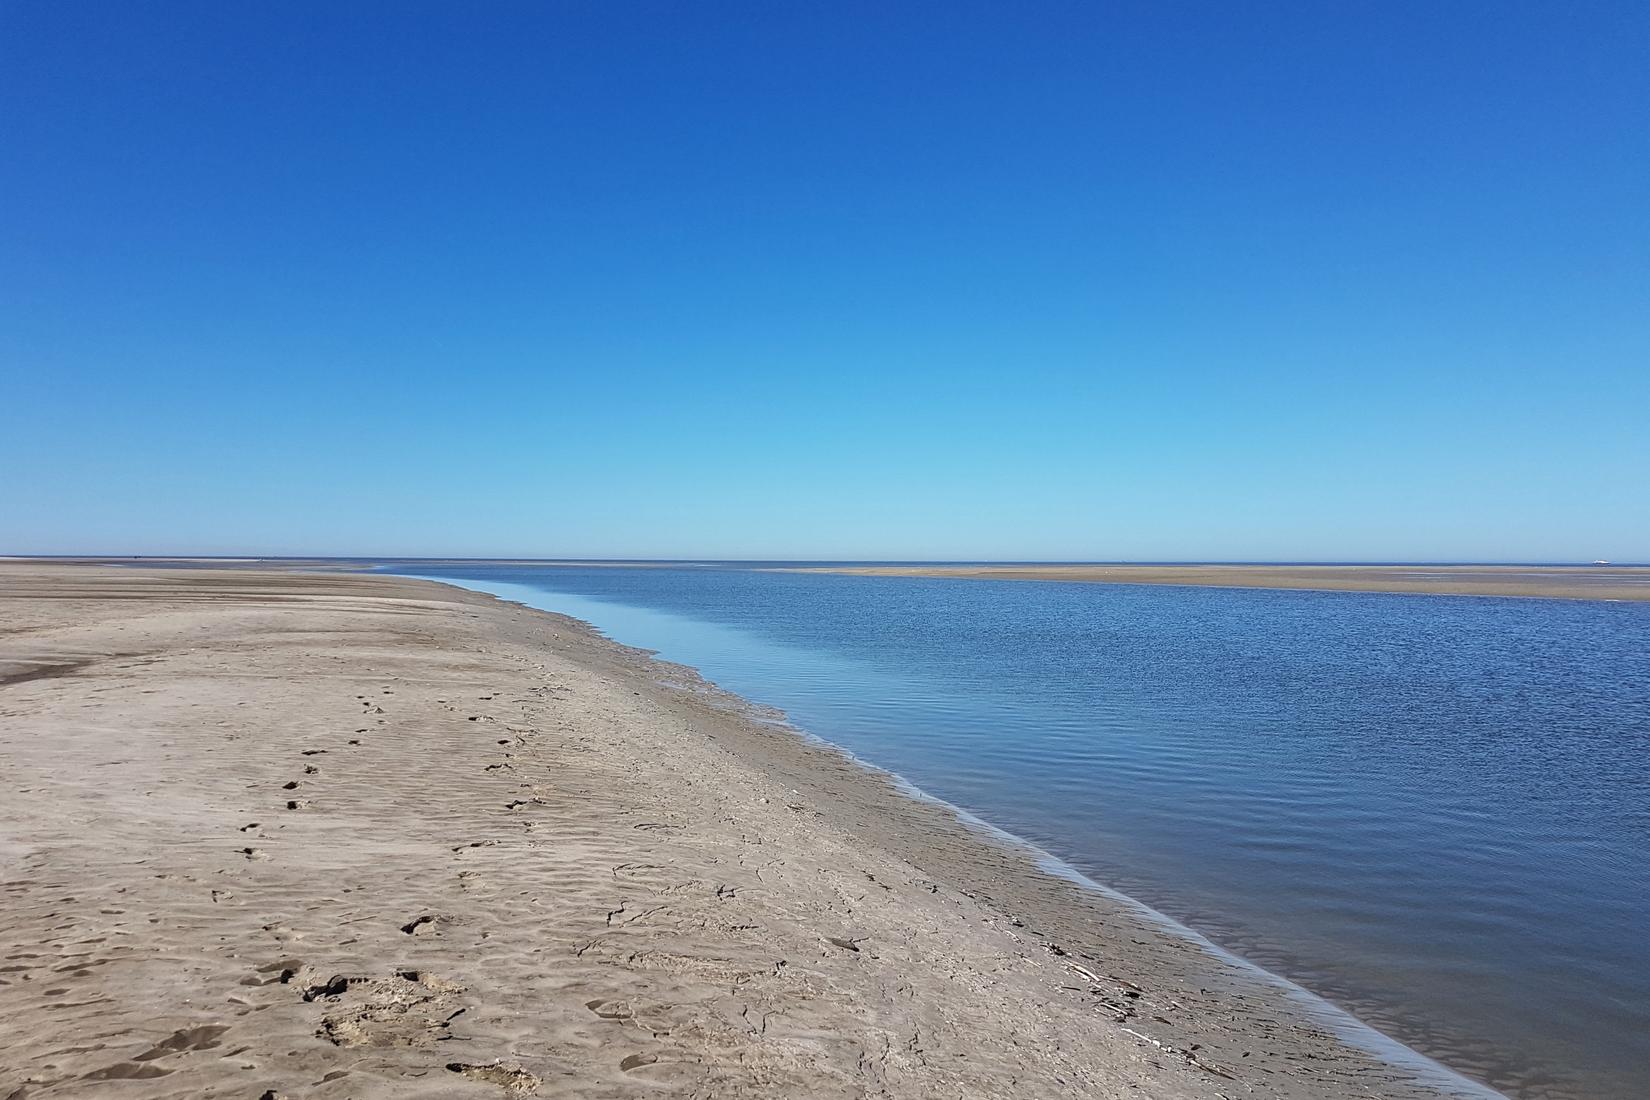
xmin=403 ymin=570 xmax=1509 ymax=1100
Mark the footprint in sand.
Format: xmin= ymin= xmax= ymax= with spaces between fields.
xmin=239 ymin=959 xmax=302 ymax=987
xmin=585 ymin=998 xmax=634 ymax=1021
xmin=445 ymin=1061 xmax=540 ymax=1096
xmin=309 ymin=970 xmax=466 ymax=1048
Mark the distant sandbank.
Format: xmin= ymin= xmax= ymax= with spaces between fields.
xmin=779 ymin=563 xmax=1650 ymax=601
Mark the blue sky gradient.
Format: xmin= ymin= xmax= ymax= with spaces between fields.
xmin=3 ymin=2 xmax=1646 ymax=560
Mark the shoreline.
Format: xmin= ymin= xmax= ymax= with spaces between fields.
xmin=1 ymin=562 xmax=1502 ymax=1099
xmin=775 ymin=563 xmax=1650 ymax=601
xmin=15 ymin=556 xmax=1650 ymax=602
xmin=411 ymin=571 xmax=1510 ymax=1100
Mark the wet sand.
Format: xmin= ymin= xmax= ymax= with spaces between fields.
xmin=0 ymin=563 xmax=1492 ymax=1098
xmin=781 ymin=563 xmax=1650 ymax=601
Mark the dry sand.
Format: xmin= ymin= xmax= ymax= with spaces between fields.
xmin=0 ymin=563 xmax=1492 ymax=1099
xmin=781 ymin=563 xmax=1650 ymax=601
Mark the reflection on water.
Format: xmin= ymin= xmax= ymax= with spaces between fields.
xmin=391 ymin=563 xmax=1650 ymax=1100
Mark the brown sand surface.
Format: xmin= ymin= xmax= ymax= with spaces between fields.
xmin=782 ymin=563 xmax=1650 ymax=600
xmin=0 ymin=563 xmax=1485 ymax=1099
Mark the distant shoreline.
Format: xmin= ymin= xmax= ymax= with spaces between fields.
xmin=8 ymin=556 xmax=1649 ymax=601
xmin=775 ymin=563 xmax=1650 ymax=601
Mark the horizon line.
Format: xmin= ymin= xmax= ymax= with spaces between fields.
xmin=5 ymin=555 xmax=1644 ymax=568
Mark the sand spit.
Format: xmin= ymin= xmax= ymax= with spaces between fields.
xmin=0 ymin=563 xmax=1487 ymax=1099
xmin=780 ymin=563 xmax=1650 ymax=601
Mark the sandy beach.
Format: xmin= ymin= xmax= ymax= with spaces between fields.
xmin=780 ymin=564 xmax=1650 ymax=601
xmin=0 ymin=563 xmax=1490 ymax=1099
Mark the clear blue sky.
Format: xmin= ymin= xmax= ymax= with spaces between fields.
xmin=3 ymin=2 xmax=1646 ymax=561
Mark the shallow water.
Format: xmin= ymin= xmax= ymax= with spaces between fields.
xmin=388 ymin=562 xmax=1650 ymax=1100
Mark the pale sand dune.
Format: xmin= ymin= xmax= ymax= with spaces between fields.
xmin=0 ymin=564 xmax=1484 ymax=1099
xmin=781 ymin=563 xmax=1650 ymax=600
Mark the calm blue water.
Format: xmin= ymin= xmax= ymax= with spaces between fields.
xmin=388 ymin=563 xmax=1650 ymax=1100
